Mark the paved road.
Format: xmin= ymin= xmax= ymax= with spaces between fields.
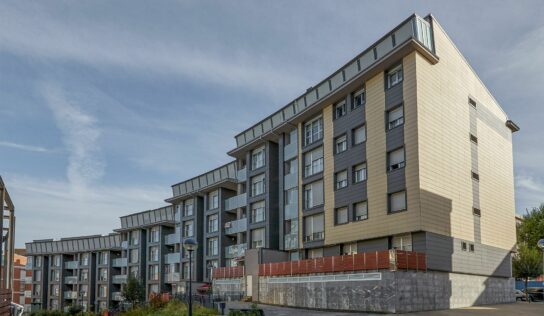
xmin=225 ymin=301 xmax=543 ymax=315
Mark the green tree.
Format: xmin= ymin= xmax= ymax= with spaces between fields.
xmin=517 ymin=204 xmax=544 ymax=249
xmin=513 ymin=244 xmax=543 ymax=302
xmin=122 ymin=275 xmax=146 ymax=307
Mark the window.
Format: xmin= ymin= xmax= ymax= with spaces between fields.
xmin=183 ymin=220 xmax=194 ymax=237
xmin=335 ymin=170 xmax=348 ymax=190
xmin=34 ymin=270 xmax=41 ymax=282
xmin=129 ymin=249 xmax=138 ymax=264
xmin=208 ymin=190 xmax=219 ymax=209
xmin=33 ymin=284 xmax=41 ymax=296
xmin=387 ymin=106 xmax=404 ymax=130
xmin=251 ymin=146 xmax=265 ymax=170
xmin=304 ymin=116 xmax=323 ymax=145
xmin=207 ymin=237 xmax=219 ymax=256
xmin=98 ymin=285 xmax=107 ymax=298
xmin=352 ymin=87 xmax=365 ymax=109
xmin=469 ymin=97 xmax=477 ymax=108
xmin=335 ymin=135 xmax=347 ymax=154
xmin=80 ymin=285 xmax=88 ymax=298
xmin=386 ymin=64 xmax=403 ymax=88
xmin=206 ymin=260 xmax=218 ymax=278
xmin=149 ymin=265 xmax=159 ymax=281
xmin=251 ymin=173 xmax=266 ymax=196
xmin=304 ymin=180 xmax=323 ymax=209
xmin=354 ymin=201 xmax=368 ymax=221
xmin=149 ymin=226 xmax=160 ymax=243
xmin=251 ymin=228 xmax=265 ymax=248
xmin=34 ymin=256 xmax=42 ymax=268
xmin=80 ymin=269 xmax=89 ymax=281
xmin=284 ymin=188 xmax=297 ymax=206
xmin=251 ymin=201 xmax=266 ymax=223
xmin=473 ymin=207 xmax=481 ymax=216
xmin=183 ymin=262 xmax=193 ymax=280
xmin=353 ymin=125 xmax=366 ymax=145
xmin=150 ymin=246 xmax=159 ymax=262
xmin=53 ymin=255 xmax=61 ymax=267
xmin=284 ymin=158 xmax=297 ymax=175
xmin=207 ymin=214 xmax=219 ymax=233
xmin=469 ymin=244 xmax=475 ymax=252
xmin=472 ymin=171 xmax=480 ymax=181
xmin=80 ymin=253 xmax=89 ymax=266
xmin=461 ymin=241 xmax=467 ymax=251
xmin=51 ymin=284 xmax=59 ymax=296
xmin=342 ymin=243 xmax=358 ymax=255
xmin=131 ymin=230 xmax=139 ymax=245
xmin=391 ymin=233 xmax=412 ymax=251
xmin=184 ymin=200 xmax=194 ymax=216
xmin=307 ymin=248 xmax=323 ymax=259
xmin=335 ymin=207 xmax=348 ymax=225
xmin=389 ymin=190 xmax=407 ymax=213
xmin=388 ymin=147 xmax=405 ymax=171
xmin=99 ymin=252 xmax=108 ymax=265
xmin=129 ymin=266 xmax=139 ymax=277
xmin=353 ymin=163 xmax=367 ymax=183
xmin=99 ymin=268 xmax=108 ymax=281
xmin=304 ymin=146 xmax=324 ymax=177
xmin=470 ymin=134 xmax=478 ymax=144
xmin=304 ymin=214 xmax=324 ymax=242
xmin=334 ymin=101 xmax=346 ymax=119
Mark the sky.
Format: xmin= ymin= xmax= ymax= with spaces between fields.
xmin=1 ymin=1 xmax=543 ymax=247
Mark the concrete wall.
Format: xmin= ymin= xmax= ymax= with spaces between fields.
xmin=257 ymin=271 xmax=514 ymax=313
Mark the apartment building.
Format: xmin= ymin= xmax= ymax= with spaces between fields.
xmin=13 ymin=249 xmax=32 ymax=311
xmin=26 ymin=13 xmax=519 ymax=312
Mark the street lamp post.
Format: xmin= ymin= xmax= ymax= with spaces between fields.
xmin=183 ymin=238 xmax=198 ymax=316
xmin=538 ymin=239 xmax=544 ymax=286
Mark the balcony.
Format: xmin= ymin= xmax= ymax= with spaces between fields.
xmin=165 ymin=272 xmax=180 ymax=283
xmin=284 ymin=234 xmax=298 ymax=250
xmin=64 ymin=261 xmax=78 ymax=270
xmin=236 ymin=168 xmax=247 ymax=182
xmin=284 ymin=172 xmax=297 ymax=190
xmin=225 ymin=243 xmax=247 ymax=259
xmin=284 ymin=203 xmax=298 ymax=220
xmin=165 ymin=253 xmax=181 ymax=264
xmin=303 ymin=232 xmax=324 ymax=243
xmin=224 ymin=218 xmax=247 ymax=235
xmin=121 ymin=241 xmax=128 ymax=249
xmin=112 ymin=292 xmax=124 ymax=301
xmin=64 ymin=276 xmax=78 ymax=284
xmin=112 ymin=257 xmax=127 ymax=267
xmin=64 ymin=291 xmax=78 ymax=299
xmin=225 ymin=193 xmax=247 ymax=211
xmin=165 ymin=232 xmax=180 ymax=245
xmin=284 ymin=142 xmax=297 ymax=160
xmin=112 ymin=274 xmax=127 ymax=284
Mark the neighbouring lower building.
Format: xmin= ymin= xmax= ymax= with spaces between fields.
xmin=26 ymin=13 xmax=519 ymax=313
xmin=13 ymin=249 xmax=32 ymax=311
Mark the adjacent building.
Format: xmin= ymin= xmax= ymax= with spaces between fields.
xmin=13 ymin=249 xmax=32 ymax=311
xmin=26 ymin=13 xmax=519 ymax=312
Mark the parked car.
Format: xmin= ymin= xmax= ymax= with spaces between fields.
xmin=515 ymin=289 xmax=525 ymax=301
xmin=526 ymin=287 xmax=544 ymax=301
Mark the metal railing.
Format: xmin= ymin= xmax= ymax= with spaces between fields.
xmin=225 ymin=218 xmax=247 ymax=235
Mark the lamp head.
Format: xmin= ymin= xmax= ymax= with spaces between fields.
xmin=183 ymin=238 xmax=198 ymax=252
xmin=537 ymin=239 xmax=544 ymax=250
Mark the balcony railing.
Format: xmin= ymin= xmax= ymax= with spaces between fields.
xmin=64 ymin=291 xmax=78 ymax=299
xmin=112 ymin=258 xmax=127 ymax=267
xmin=284 ymin=142 xmax=298 ymax=160
xmin=212 ymin=266 xmax=245 ymax=279
xmin=165 ymin=233 xmax=180 ymax=245
xmin=64 ymin=261 xmax=78 ymax=270
xmin=121 ymin=241 xmax=128 ymax=249
xmin=236 ymin=168 xmax=247 ymax=182
xmin=224 ymin=218 xmax=247 ymax=235
xmin=284 ymin=234 xmax=298 ymax=250
xmin=303 ymin=232 xmax=324 ymax=243
xmin=112 ymin=275 xmax=127 ymax=284
xmin=284 ymin=172 xmax=297 ymax=190
xmin=112 ymin=292 xmax=123 ymax=301
xmin=225 ymin=193 xmax=247 ymax=211
xmin=225 ymin=243 xmax=247 ymax=259
xmin=64 ymin=276 xmax=78 ymax=284
xmin=165 ymin=272 xmax=180 ymax=283
xmin=165 ymin=253 xmax=181 ymax=264
xmin=284 ymin=203 xmax=298 ymax=220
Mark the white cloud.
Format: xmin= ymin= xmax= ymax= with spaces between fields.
xmin=39 ymin=82 xmax=104 ymax=193
xmin=0 ymin=141 xmax=51 ymax=153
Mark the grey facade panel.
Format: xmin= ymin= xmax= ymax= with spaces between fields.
xmin=387 ymin=169 xmax=406 ymax=193
xmin=357 ymin=237 xmax=389 ymax=253
xmin=384 ymin=80 xmax=403 ymax=110
xmin=385 ymin=126 xmax=404 ymax=152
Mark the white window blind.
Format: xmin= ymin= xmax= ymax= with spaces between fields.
xmin=353 ymin=126 xmax=366 ymax=144
xmin=390 ymin=191 xmax=406 ymax=212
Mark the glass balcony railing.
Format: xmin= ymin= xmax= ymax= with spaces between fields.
xmin=225 ymin=193 xmax=247 ymax=211
xmin=284 ymin=234 xmax=298 ymax=250
xmin=165 ymin=232 xmax=180 ymax=245
xmin=112 ymin=274 xmax=127 ymax=284
xmin=284 ymin=203 xmax=298 ymax=220
xmin=284 ymin=142 xmax=298 ymax=160
xmin=165 ymin=272 xmax=180 ymax=283
xmin=112 ymin=258 xmax=127 ymax=267
xmin=225 ymin=243 xmax=247 ymax=259
xmin=224 ymin=218 xmax=247 ymax=235
xmin=236 ymin=168 xmax=247 ymax=182
xmin=121 ymin=241 xmax=128 ymax=249
xmin=64 ymin=291 xmax=78 ymax=299
xmin=165 ymin=253 xmax=181 ymax=264
xmin=64 ymin=261 xmax=78 ymax=270
xmin=284 ymin=173 xmax=298 ymax=190
xmin=112 ymin=292 xmax=124 ymax=301
xmin=64 ymin=276 xmax=78 ymax=284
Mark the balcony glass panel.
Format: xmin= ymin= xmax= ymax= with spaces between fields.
xmin=165 ymin=253 xmax=181 ymax=264
xmin=225 ymin=193 xmax=247 ymax=211
xmin=224 ymin=218 xmax=247 ymax=235
xmin=225 ymin=243 xmax=247 ymax=259
xmin=284 ymin=234 xmax=298 ymax=250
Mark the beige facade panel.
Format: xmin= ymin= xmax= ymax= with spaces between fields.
xmin=323 ymin=105 xmax=335 ymax=244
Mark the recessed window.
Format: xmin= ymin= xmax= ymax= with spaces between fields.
xmin=335 ymin=170 xmax=348 ymax=190
xmin=469 ymin=244 xmax=475 ymax=252
xmin=284 ymin=158 xmax=297 ymax=176
xmin=461 ymin=241 xmax=467 ymax=251
xmin=251 ymin=228 xmax=265 ymax=248
xmin=471 ymin=171 xmax=479 ymax=181
xmin=353 ymin=163 xmax=367 ymax=183
xmin=388 ymin=147 xmax=405 ymax=171
xmin=304 ymin=214 xmax=324 ymax=242
xmin=304 ymin=180 xmax=324 ymax=209
xmin=386 ymin=64 xmax=403 ymax=89
xmin=207 ymin=214 xmax=219 ymax=233
xmin=335 ymin=135 xmax=347 ymax=154
xmin=304 ymin=146 xmax=323 ymax=177
xmin=391 ymin=233 xmax=412 ymax=251
xmin=387 ymin=106 xmax=404 ymax=130
xmin=473 ymin=208 xmax=481 ymax=216
xmin=389 ymin=190 xmax=406 ymax=213
xmin=304 ymin=116 xmax=323 ymax=146
xmin=352 ymin=125 xmax=366 ymax=145
xmin=334 ymin=101 xmax=346 ymax=119
xmin=352 ymin=87 xmax=365 ymax=109
xmin=354 ymin=201 xmax=368 ymax=221
xmin=251 ymin=173 xmax=266 ymax=196
xmin=251 ymin=200 xmax=266 ymax=223
xmin=251 ymin=146 xmax=265 ymax=170
xmin=470 ymin=134 xmax=478 ymax=144
xmin=335 ymin=207 xmax=348 ymax=225
xmin=207 ymin=237 xmax=219 ymax=256
xmin=208 ymin=191 xmax=219 ymax=210
xmin=469 ymin=97 xmax=477 ymax=108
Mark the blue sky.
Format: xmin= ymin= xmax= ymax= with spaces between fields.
xmin=1 ymin=1 xmax=543 ymax=247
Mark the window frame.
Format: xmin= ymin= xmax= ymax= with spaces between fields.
xmin=387 ymin=147 xmax=406 ymax=172
xmin=334 ymin=134 xmax=348 ymax=154
xmin=353 ymin=201 xmax=369 ymax=222
xmin=304 ymin=116 xmax=324 ymax=146
xmin=335 ymin=170 xmax=348 ymax=190
xmin=353 ymin=162 xmax=367 ymax=183
xmin=352 ymin=87 xmax=366 ymax=109
xmin=303 ymin=146 xmax=324 ymax=177
xmin=386 ymin=64 xmax=403 ymax=89
xmin=387 ymin=105 xmax=405 ymax=131
xmin=335 ymin=207 xmax=349 ymax=225
xmin=388 ymin=190 xmax=407 ymax=213
xmin=352 ymin=125 xmax=366 ymax=145
xmin=334 ymin=100 xmax=347 ymax=119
